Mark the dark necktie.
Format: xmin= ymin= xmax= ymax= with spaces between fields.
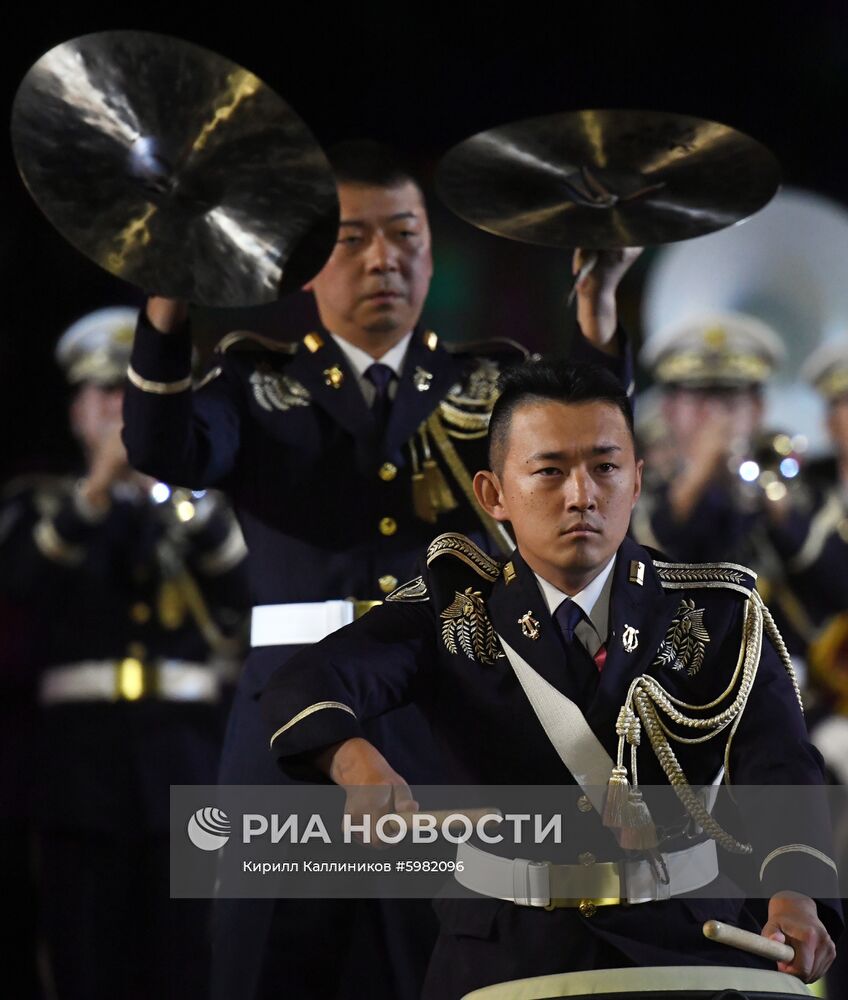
xmin=364 ymin=362 xmax=395 ymax=434
xmin=554 ymin=599 xmax=585 ymax=644
xmin=554 ymin=599 xmax=600 ymax=704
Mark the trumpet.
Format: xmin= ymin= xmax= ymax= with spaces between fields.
xmin=729 ymin=430 xmax=807 ymax=505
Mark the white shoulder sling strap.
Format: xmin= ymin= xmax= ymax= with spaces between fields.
xmin=498 ymin=634 xmax=614 ymax=814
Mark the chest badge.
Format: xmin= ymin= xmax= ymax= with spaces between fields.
xmin=441 ymin=588 xmax=503 ymax=665
xmin=653 ymin=599 xmax=710 ymax=677
xmin=621 ymin=625 xmax=640 ymax=653
xmin=518 ymin=611 xmax=541 ymax=641
xmin=413 ymin=366 xmax=433 ymax=392
xmin=250 ymin=365 xmax=311 ymax=412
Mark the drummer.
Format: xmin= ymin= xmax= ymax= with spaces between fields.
xmin=261 ymin=357 xmax=840 ymax=998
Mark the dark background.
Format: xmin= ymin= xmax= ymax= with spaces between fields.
xmin=3 ymin=5 xmax=847 ymax=482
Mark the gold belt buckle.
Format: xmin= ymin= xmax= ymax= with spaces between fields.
xmin=353 ymin=600 xmax=382 ymax=619
xmin=544 ymin=860 xmax=623 ymax=915
xmin=116 ymin=658 xmax=150 ymax=700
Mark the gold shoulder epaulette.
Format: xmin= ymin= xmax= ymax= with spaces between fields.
xmin=426 ymin=532 xmax=501 ymax=581
xmin=215 ymin=331 xmax=298 ymax=355
xmin=653 ymin=560 xmax=756 ymax=598
xmin=438 ymin=348 xmax=526 ymax=438
xmin=386 ymin=576 xmax=429 ymax=602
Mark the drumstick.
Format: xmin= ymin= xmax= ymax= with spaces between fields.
xmin=703 ymin=919 xmax=795 ymax=963
xmin=381 ymin=808 xmax=502 ymax=837
xmin=567 ymin=251 xmax=599 ymax=306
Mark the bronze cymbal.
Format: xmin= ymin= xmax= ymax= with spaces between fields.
xmin=12 ymin=31 xmax=339 ymax=306
xmin=436 ymin=109 xmax=781 ymax=248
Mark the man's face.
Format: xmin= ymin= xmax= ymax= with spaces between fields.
xmin=478 ymin=399 xmax=642 ymax=594
xmin=662 ymin=386 xmax=763 ymax=454
xmin=305 ymin=181 xmax=433 ymax=347
xmin=69 ymin=383 xmax=124 ymax=454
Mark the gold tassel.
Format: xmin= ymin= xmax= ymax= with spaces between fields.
xmin=602 ymin=765 xmax=631 ymax=828
xmin=618 ymin=789 xmax=658 ymax=850
xmin=410 ymin=436 xmax=437 ymax=523
xmin=420 ymin=427 xmax=458 ymax=513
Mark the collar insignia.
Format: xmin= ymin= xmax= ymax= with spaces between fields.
xmin=323 ymin=365 xmax=344 ymax=389
xmin=413 ymin=366 xmax=433 ymax=392
xmin=622 ymin=624 xmax=640 ymax=653
xmin=518 ymin=611 xmax=541 ymax=640
xmin=629 ymin=560 xmax=645 ymax=586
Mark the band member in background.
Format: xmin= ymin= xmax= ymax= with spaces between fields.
xmin=0 ymin=307 xmax=249 ymax=1000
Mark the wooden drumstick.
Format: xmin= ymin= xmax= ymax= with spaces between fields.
xmin=703 ymin=920 xmax=795 ymax=963
xmin=567 ymin=251 xmax=599 ymax=306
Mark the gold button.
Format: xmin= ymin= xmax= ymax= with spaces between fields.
xmin=127 ymin=642 xmax=147 ymax=661
xmin=379 ymin=517 xmax=397 ymax=536
xmin=578 ymin=899 xmax=597 ymax=918
xmin=379 ymin=575 xmax=398 ymax=594
xmin=379 ymin=463 xmax=398 ymax=482
xmin=130 ymin=602 xmax=151 ymax=624
xmin=577 ymin=795 xmax=592 ymax=813
xmin=578 ymin=852 xmax=595 ymax=867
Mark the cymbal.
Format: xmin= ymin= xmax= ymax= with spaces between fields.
xmin=12 ymin=31 xmax=339 ymax=306
xmin=436 ymin=109 xmax=781 ymax=248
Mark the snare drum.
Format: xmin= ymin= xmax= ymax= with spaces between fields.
xmin=461 ymin=965 xmax=812 ymax=999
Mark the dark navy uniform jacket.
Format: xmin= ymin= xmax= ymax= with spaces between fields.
xmin=261 ymin=532 xmax=841 ymax=996
xmin=0 ymin=476 xmax=248 ymax=833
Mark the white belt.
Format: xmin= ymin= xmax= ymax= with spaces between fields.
xmin=455 ymin=839 xmax=719 ymax=908
xmin=250 ymin=600 xmax=381 ymax=647
xmin=40 ymin=660 xmax=221 ymax=704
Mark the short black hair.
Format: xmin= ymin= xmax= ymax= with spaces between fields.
xmin=326 ymin=139 xmax=422 ymax=193
xmin=488 ymin=359 xmax=635 ymax=473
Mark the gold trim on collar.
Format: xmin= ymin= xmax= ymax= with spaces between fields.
xmin=127 ymin=365 xmax=192 ymax=395
xmin=424 ymin=330 xmax=438 ymax=351
xmin=303 ymin=332 xmax=324 ymax=353
xmin=503 ymin=561 xmax=516 ymax=586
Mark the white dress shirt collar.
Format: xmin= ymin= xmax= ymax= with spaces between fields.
xmin=532 ymin=556 xmax=617 ymax=656
xmin=329 ymin=331 xmax=412 ymax=406
xmin=330 ymin=331 xmax=412 ymax=379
